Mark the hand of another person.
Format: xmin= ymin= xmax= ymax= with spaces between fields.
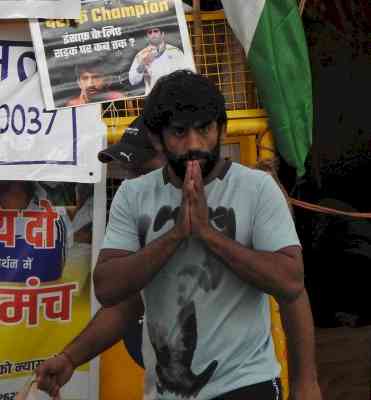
xmin=36 ymin=353 xmax=75 ymax=398
xmin=187 ymin=161 xmax=209 ymax=238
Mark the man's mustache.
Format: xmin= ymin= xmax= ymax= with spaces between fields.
xmin=168 ymin=150 xmax=216 ymax=163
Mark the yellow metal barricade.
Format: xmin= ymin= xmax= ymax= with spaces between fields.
xmin=101 ymin=10 xmax=289 ymax=400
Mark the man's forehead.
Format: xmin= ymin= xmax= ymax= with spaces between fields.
xmin=166 ymin=118 xmax=214 ymax=129
xmin=81 ymin=70 xmax=103 ymax=77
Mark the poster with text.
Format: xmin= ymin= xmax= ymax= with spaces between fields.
xmin=0 ymin=22 xmax=105 ymax=183
xmin=30 ymin=0 xmax=195 ymax=110
xmin=0 ymin=0 xmax=80 ymax=19
xmin=0 ymin=181 xmax=100 ymax=400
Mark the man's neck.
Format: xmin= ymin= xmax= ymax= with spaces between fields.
xmin=81 ymin=93 xmax=89 ymax=104
xmin=151 ymin=41 xmax=166 ymax=54
xmin=166 ymin=158 xmax=228 ymax=188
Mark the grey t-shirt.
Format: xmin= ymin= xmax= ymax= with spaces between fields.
xmin=102 ymin=162 xmax=300 ymax=400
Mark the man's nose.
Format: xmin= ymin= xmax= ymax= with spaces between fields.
xmin=86 ymin=78 xmax=95 ymax=87
xmin=186 ymin=128 xmax=203 ymax=151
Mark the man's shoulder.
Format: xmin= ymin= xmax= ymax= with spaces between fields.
xmin=120 ymin=168 xmax=164 ymax=196
xmin=65 ymin=96 xmax=83 ymax=106
xmin=219 ymin=162 xmax=273 ymax=199
xmin=228 ymin=162 xmax=270 ymax=185
xmin=165 ymin=43 xmax=183 ymax=53
xmin=103 ymin=91 xmax=124 ymax=101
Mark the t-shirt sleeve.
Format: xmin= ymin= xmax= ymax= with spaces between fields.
xmin=102 ymin=182 xmax=140 ymax=252
xmin=252 ymin=174 xmax=300 ymax=252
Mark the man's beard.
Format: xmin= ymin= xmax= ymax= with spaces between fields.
xmin=86 ymin=90 xmax=104 ymax=102
xmin=150 ymin=38 xmax=161 ymax=46
xmin=165 ymin=146 xmax=220 ymax=181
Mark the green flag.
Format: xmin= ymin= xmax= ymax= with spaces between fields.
xmin=222 ymin=0 xmax=312 ymax=177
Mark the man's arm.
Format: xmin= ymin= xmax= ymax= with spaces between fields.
xmin=36 ymin=296 xmax=143 ymax=398
xmin=93 ymin=229 xmax=183 ymax=306
xmin=63 ymin=296 xmax=143 ymax=366
xmin=94 ymin=177 xmax=191 ymax=306
xmin=202 ymin=231 xmax=304 ymax=302
xmin=128 ymin=54 xmax=145 ymax=86
xmin=279 ymin=290 xmax=322 ymax=400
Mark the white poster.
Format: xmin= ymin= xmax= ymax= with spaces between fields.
xmin=0 ymin=22 xmax=105 ymax=183
xmin=30 ymin=0 xmax=195 ymax=110
xmin=0 ymin=0 xmax=80 ymax=19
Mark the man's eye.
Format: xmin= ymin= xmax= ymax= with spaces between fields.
xmin=173 ymin=130 xmax=185 ymax=137
xmin=199 ymin=126 xmax=209 ymax=136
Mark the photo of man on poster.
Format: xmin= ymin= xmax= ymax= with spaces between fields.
xmin=128 ymin=23 xmax=190 ymax=95
xmin=65 ymin=57 xmax=124 ymax=107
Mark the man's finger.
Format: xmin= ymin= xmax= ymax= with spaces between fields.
xmin=184 ymin=161 xmax=196 ymax=195
xmin=193 ymin=161 xmax=204 ymax=192
xmin=184 ymin=161 xmax=193 ymax=182
xmin=190 ymin=160 xmax=195 ymax=180
xmin=37 ymin=361 xmax=61 ymax=392
xmin=51 ymin=384 xmax=61 ymax=399
xmin=193 ymin=160 xmax=202 ymax=182
xmin=189 ymin=185 xmax=197 ymax=204
xmin=37 ymin=362 xmax=55 ymax=380
xmin=183 ymin=161 xmax=192 ymax=188
xmin=37 ymin=374 xmax=54 ymax=393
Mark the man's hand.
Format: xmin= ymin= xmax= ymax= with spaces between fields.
xmin=140 ymin=47 xmax=156 ymax=66
xmin=174 ymin=161 xmax=210 ymax=240
xmin=173 ymin=162 xmax=192 ymax=240
xmin=187 ymin=161 xmax=209 ymax=238
xmin=36 ymin=352 xmax=74 ymax=398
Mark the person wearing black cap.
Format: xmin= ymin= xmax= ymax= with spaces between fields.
xmin=35 ymin=117 xmax=165 ymax=399
xmin=98 ymin=115 xmax=165 ymax=177
xmin=92 ymin=70 xmax=320 ymax=400
xmin=128 ymin=25 xmax=188 ymax=95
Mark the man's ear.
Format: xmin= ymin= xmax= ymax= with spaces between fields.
xmin=148 ymin=132 xmax=164 ymax=153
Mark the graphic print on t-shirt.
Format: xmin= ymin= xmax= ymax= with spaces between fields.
xmin=138 ymin=214 xmax=152 ymax=248
xmin=146 ymin=205 xmax=236 ymax=398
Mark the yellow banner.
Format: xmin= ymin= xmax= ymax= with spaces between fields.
xmin=0 ymin=181 xmax=93 ymax=399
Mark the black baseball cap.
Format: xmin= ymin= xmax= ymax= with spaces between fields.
xmin=98 ymin=116 xmax=157 ymax=166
